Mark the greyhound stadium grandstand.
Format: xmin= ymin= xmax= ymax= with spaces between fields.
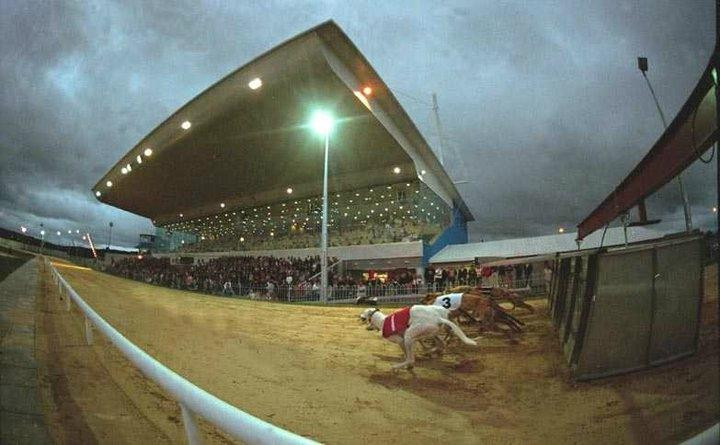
xmin=93 ymin=21 xmax=472 ymax=278
xmin=2 ymin=17 xmax=716 ymax=445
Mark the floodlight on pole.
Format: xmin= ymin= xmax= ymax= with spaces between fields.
xmin=310 ymin=111 xmax=334 ymax=136
xmin=309 ymin=110 xmax=335 ymax=303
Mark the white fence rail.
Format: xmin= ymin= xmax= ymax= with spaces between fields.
xmin=45 ymin=258 xmax=319 ymax=445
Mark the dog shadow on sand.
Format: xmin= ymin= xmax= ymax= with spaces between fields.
xmin=366 ymin=357 xmax=490 ymax=411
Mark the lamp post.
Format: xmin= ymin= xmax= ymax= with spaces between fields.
xmin=310 ymin=111 xmax=335 ymax=303
xmin=637 ymin=56 xmax=692 ymax=231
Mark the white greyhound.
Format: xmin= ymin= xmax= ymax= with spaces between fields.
xmin=360 ymin=305 xmax=477 ymax=370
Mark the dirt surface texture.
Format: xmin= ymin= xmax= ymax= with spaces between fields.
xmin=37 ymin=259 xmax=718 ymax=444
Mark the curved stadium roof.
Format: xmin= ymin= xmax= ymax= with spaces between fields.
xmin=93 ymin=21 xmax=473 ymax=226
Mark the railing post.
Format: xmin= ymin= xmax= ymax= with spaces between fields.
xmin=180 ymin=402 xmax=202 ymax=445
xmin=84 ymin=316 xmax=93 ymax=345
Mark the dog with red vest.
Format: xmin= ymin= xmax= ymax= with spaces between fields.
xmin=359 ymin=305 xmax=477 ymax=370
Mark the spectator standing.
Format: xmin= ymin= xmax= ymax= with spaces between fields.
xmin=543 ymin=263 xmax=553 ymax=295
xmin=524 ymin=263 xmax=533 ymax=287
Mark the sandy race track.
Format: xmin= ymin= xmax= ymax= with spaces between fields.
xmin=37 ymin=261 xmax=718 ymax=444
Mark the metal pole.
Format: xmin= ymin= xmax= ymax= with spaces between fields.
xmin=320 ymin=133 xmax=329 ymax=303
xmin=431 ymin=93 xmax=446 ymax=166
xmin=641 ymin=70 xmax=693 ymax=231
xmin=714 ymin=3 xmax=719 ymax=348
xmin=180 ymin=402 xmax=202 ymax=445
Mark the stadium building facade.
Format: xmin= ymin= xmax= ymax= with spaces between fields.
xmin=94 ymin=21 xmax=473 ymax=272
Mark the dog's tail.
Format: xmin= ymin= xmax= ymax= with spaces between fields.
xmin=438 ymin=318 xmax=477 ymax=346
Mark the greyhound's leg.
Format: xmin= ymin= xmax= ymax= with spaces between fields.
xmin=393 ymin=325 xmax=440 ymax=369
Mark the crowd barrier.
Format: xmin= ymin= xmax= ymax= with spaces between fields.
xmin=128 ymin=278 xmax=542 ymax=305
xmin=44 ymin=258 xmax=319 ymax=445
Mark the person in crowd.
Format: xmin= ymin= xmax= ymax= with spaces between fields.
xmin=524 ymin=263 xmax=534 ymax=287
xmin=222 ymin=279 xmax=234 ymax=296
xmin=543 ymin=263 xmax=553 ymax=295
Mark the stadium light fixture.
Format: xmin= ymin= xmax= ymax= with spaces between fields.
xmin=121 ymin=167 xmax=128 ymax=174
xmin=95 ymin=191 xmax=101 ymax=197
xmin=310 ymin=111 xmax=334 ymax=136
xmin=144 ymin=148 xmax=153 ymax=157
xmin=106 ymin=181 xmax=113 ymax=187
xmin=20 ymin=226 xmax=27 ymax=233
xmin=248 ymin=77 xmax=262 ymax=90
xmin=126 ymin=163 xmax=132 ymax=172
xmin=393 ymin=166 xmax=401 ymax=174
xmin=67 ymin=230 xmax=72 ymax=234
xmin=136 ymin=155 xmax=143 ymax=164
xmin=181 ymin=120 xmax=192 ymax=130
xmin=40 ymin=230 xmax=45 ymax=236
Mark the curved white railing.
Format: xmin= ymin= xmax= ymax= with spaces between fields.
xmin=45 ymin=258 xmax=318 ymax=445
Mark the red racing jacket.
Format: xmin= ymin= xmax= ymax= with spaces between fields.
xmin=382 ymin=307 xmax=411 ymax=338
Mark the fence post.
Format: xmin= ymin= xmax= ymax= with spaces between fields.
xmin=84 ymin=316 xmax=93 ymax=345
xmin=180 ymin=402 xmax=202 ymax=445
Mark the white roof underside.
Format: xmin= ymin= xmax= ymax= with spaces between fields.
xmin=429 ymin=227 xmax=665 ymax=264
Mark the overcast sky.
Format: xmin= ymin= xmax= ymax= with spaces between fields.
xmin=0 ymin=0 xmax=716 ymax=248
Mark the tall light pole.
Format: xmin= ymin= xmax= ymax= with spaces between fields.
xmin=310 ymin=110 xmax=335 ymax=303
xmin=637 ymin=56 xmax=692 ymax=231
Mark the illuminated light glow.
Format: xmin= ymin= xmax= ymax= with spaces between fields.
xmin=138 ymin=254 xmax=143 ymax=260
xmin=421 ymin=170 xmax=426 ymax=175
xmin=220 ymin=203 xmax=226 ymax=208
xmin=136 ymin=155 xmax=143 ymax=164
xmin=95 ymin=191 xmax=101 ymax=197
xmin=179 ymin=213 xmax=183 ymax=217
xmin=68 ymin=230 xmax=72 ymax=234
xmin=56 ymin=231 xmax=61 ymax=236
xmin=392 ymin=166 xmax=401 ymax=174
xmin=106 ymin=181 xmax=113 ymax=187
xmin=363 ymin=86 xmax=372 ymax=96
xmin=248 ymin=77 xmax=262 ymax=90
xmin=714 ymin=207 xmax=718 ymax=213
xmin=20 ymin=226 xmax=27 ymax=233
xmin=310 ymin=110 xmax=334 ymax=135
xmin=121 ymin=167 xmax=128 ymax=174
xmin=181 ymin=120 xmax=192 ymax=130
xmin=126 ymin=163 xmax=132 ymax=172
xmin=144 ymin=148 xmax=153 ymax=157
xmin=558 ymin=227 xmax=565 ymax=233
xmin=353 ymin=91 xmax=371 ymax=111
xmin=240 ymin=237 xmax=245 ymax=242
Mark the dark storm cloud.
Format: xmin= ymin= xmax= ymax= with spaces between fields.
xmin=0 ymin=0 xmax=716 ymax=246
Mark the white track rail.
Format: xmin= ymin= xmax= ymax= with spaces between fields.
xmin=46 ymin=258 xmax=319 ymax=445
